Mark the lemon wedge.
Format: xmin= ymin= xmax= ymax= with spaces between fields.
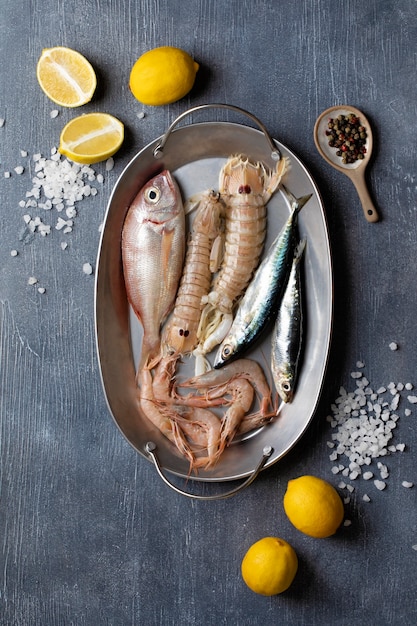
xmin=37 ymin=46 xmax=97 ymax=108
xmin=58 ymin=113 xmax=124 ymax=164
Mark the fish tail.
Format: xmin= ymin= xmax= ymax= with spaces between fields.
xmin=294 ymin=238 xmax=307 ymax=259
xmin=281 ymin=185 xmax=313 ymax=215
xmin=137 ymin=335 xmax=162 ymax=378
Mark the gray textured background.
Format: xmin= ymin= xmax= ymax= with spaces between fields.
xmin=1 ymin=0 xmax=416 ymax=624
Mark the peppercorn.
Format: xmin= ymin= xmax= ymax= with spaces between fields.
xmin=325 ymin=113 xmax=367 ymax=164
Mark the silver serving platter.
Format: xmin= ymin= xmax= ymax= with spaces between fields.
xmin=95 ymin=105 xmax=333 ymax=493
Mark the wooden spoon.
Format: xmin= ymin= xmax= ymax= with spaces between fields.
xmin=314 ymin=105 xmax=379 ymax=223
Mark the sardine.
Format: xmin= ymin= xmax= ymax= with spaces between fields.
xmin=271 ymin=239 xmax=306 ymax=403
xmin=122 ymin=170 xmax=185 ymax=370
xmin=214 ymin=186 xmax=312 ymax=368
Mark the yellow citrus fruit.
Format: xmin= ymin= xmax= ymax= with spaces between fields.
xmin=283 ymin=475 xmax=344 ymax=538
xmin=129 ymin=46 xmax=199 ymax=106
xmin=36 ymin=46 xmax=97 ymax=107
xmin=241 ymin=537 xmax=298 ymax=596
xmin=58 ymin=113 xmax=124 ymax=164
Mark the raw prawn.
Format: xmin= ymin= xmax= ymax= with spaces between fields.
xmin=151 ymin=352 xmax=227 ymax=409
xmin=179 ymin=358 xmax=276 ymax=449
xmin=138 ymin=366 xmax=195 ymax=467
xmin=196 ymin=154 xmax=289 ymax=358
xmin=181 ymin=357 xmax=274 ymax=416
xmin=138 ymin=365 xmax=222 ymax=470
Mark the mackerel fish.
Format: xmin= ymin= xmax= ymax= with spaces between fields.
xmin=271 ymin=238 xmax=306 ymax=403
xmin=214 ymin=186 xmax=312 ymax=368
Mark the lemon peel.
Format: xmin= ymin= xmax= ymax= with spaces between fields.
xmin=36 ymin=46 xmax=97 ymax=108
xmin=129 ymin=46 xmax=199 ymax=106
xmin=241 ymin=537 xmax=298 ymax=596
xmin=58 ymin=113 xmax=124 ymax=164
xmin=283 ymin=475 xmax=344 ymax=538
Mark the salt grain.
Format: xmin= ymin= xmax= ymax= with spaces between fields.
xmin=374 ymin=480 xmax=386 ymax=491
xmin=37 ymin=287 xmax=46 ymax=294
xmin=363 ymin=494 xmax=371 ymax=502
xmin=0 ymin=118 xmax=5 ymax=127
xmin=18 ymin=150 xmax=104 ymax=239
xmin=402 ymin=481 xmax=414 ymax=488
xmin=105 ymin=157 xmax=114 ymax=171
xmin=4 ymin=171 xmax=11 ymax=178
xmin=50 ymin=110 xmax=59 ymax=119
xmin=343 ymin=520 xmax=352 ymax=527
xmin=389 ymin=342 xmax=398 ymax=351
xmin=83 ymin=262 xmax=93 ymax=275
xmin=14 ymin=166 xmax=24 ymax=175
xmin=10 ymin=250 xmax=18 ymax=257
xmin=28 ymin=277 xmax=38 ymax=285
xmin=326 ymin=362 xmax=416 ymax=502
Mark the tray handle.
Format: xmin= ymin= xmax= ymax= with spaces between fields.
xmin=153 ymin=103 xmax=281 ymax=162
xmin=145 ymin=442 xmax=273 ymax=500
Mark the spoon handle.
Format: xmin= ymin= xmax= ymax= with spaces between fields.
xmin=351 ymin=169 xmax=379 ymax=223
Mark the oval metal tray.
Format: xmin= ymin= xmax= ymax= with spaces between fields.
xmin=95 ymin=105 xmax=333 ymax=491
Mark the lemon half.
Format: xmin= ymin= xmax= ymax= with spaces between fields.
xmin=58 ymin=113 xmax=124 ymax=164
xmin=37 ymin=46 xmax=97 ymax=108
xmin=129 ymin=46 xmax=199 ymax=106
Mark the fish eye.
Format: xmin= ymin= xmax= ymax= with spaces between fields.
xmin=222 ymin=344 xmax=232 ymax=357
xmin=145 ymin=186 xmax=161 ymax=204
xmin=282 ymin=382 xmax=291 ymax=391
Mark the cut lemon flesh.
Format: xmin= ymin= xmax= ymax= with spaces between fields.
xmin=37 ymin=46 xmax=97 ymax=107
xmin=58 ymin=113 xmax=124 ymax=164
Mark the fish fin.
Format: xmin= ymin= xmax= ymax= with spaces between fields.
xmin=281 ymin=185 xmax=313 ymax=214
xmin=184 ymin=193 xmax=203 ymax=215
xmin=295 ymin=238 xmax=307 ymax=259
xmin=160 ymin=227 xmax=175 ymax=274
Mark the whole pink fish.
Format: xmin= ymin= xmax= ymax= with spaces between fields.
xmin=122 ymin=170 xmax=185 ymax=372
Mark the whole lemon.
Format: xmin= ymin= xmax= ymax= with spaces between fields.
xmin=129 ymin=46 xmax=199 ymax=106
xmin=241 ymin=537 xmax=298 ymax=596
xmin=283 ymin=475 xmax=344 ymax=538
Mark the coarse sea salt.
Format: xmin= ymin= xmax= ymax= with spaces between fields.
xmin=19 ymin=149 xmax=104 ymax=240
xmin=326 ymin=361 xmax=413 ymax=496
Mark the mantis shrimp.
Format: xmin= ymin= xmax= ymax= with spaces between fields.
xmin=195 ymin=154 xmax=290 ymax=364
